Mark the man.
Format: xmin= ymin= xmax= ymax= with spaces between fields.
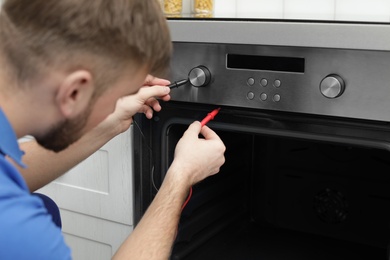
xmin=0 ymin=0 xmax=226 ymax=259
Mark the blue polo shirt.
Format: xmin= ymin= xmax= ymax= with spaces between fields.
xmin=0 ymin=108 xmax=71 ymax=259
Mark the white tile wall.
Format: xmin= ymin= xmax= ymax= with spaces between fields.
xmin=182 ymin=0 xmax=390 ymax=22
xmin=236 ymin=0 xmax=284 ymax=18
xmin=3 ymin=1 xmax=389 ymax=22
xmin=336 ymin=0 xmax=390 ymax=22
xmin=284 ymin=0 xmax=335 ymax=20
xmin=214 ymin=0 xmax=236 ymax=18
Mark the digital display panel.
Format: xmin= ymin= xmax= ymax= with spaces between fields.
xmin=227 ymin=54 xmax=305 ymax=73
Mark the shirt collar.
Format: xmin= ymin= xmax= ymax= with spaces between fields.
xmin=0 ymin=108 xmax=26 ymax=168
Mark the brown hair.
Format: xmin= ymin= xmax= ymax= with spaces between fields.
xmin=0 ymin=0 xmax=172 ymax=93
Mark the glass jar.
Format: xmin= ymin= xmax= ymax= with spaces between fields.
xmin=163 ymin=0 xmax=183 ymax=15
xmin=192 ymin=0 xmax=214 ymax=15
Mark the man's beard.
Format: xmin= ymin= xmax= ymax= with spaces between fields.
xmin=36 ymin=106 xmax=92 ymax=152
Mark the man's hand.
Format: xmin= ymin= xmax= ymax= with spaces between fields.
xmin=113 ymin=122 xmax=225 ymax=260
xmin=170 ymin=121 xmax=226 ymax=187
xmin=137 ymin=75 xmax=171 ymax=119
xmin=102 ymin=75 xmax=171 ymax=135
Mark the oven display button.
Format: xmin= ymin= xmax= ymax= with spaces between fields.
xmin=273 ymin=79 xmax=281 ymax=88
xmin=260 ymin=78 xmax=268 ymax=87
xmin=320 ymin=74 xmax=345 ymax=99
xmin=247 ymin=78 xmax=255 ymax=86
xmin=247 ymin=92 xmax=255 ymax=100
xmin=260 ymin=93 xmax=268 ymax=101
xmin=273 ymin=94 xmax=281 ymax=102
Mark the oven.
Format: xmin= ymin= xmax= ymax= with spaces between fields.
xmin=133 ymin=20 xmax=390 ymax=259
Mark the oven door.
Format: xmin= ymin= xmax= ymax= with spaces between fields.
xmin=134 ymin=101 xmax=390 ymax=260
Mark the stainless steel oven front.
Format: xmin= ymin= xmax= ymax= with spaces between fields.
xmin=133 ymin=20 xmax=390 ymax=260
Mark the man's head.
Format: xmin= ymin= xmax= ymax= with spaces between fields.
xmin=0 ymin=0 xmax=171 ymax=151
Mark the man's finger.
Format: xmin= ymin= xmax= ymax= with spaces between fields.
xmin=183 ymin=121 xmax=202 ymax=137
xmin=144 ymin=75 xmax=170 ymax=86
xmin=200 ymin=125 xmax=221 ymax=141
xmin=137 ymin=86 xmax=170 ymax=102
xmin=145 ymin=98 xmax=162 ymax=111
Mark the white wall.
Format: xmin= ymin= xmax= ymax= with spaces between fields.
xmin=181 ymin=0 xmax=390 ymax=22
xmin=2 ymin=0 xmax=390 ymax=21
xmin=2 ymin=0 xmax=389 ymax=21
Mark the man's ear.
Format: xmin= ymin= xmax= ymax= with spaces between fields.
xmin=56 ymin=70 xmax=94 ymax=119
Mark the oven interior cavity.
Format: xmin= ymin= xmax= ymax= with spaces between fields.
xmin=166 ymin=125 xmax=390 ymax=260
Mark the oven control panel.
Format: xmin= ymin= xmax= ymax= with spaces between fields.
xmin=169 ymin=42 xmax=390 ymax=122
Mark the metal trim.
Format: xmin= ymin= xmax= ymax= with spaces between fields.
xmin=168 ymin=20 xmax=390 ymax=51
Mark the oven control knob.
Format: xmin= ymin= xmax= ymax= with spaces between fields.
xmin=188 ymin=65 xmax=211 ymax=87
xmin=320 ymin=74 xmax=345 ymax=99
